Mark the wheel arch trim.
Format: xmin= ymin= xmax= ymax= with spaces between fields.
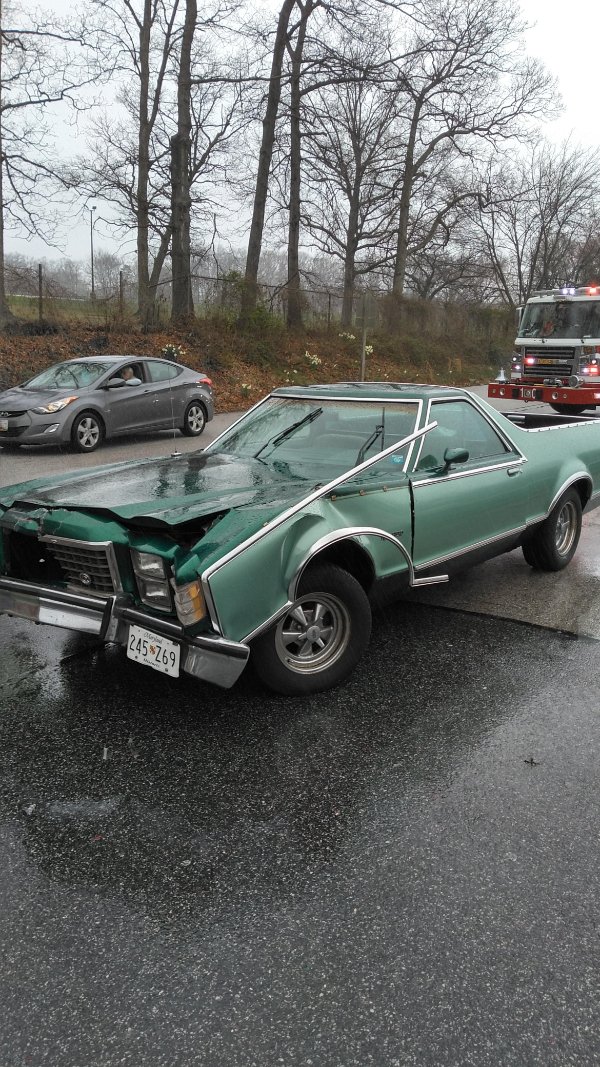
xmin=547 ymin=472 xmax=592 ymax=514
xmin=288 ymin=527 xmax=414 ymax=603
xmin=242 ymin=528 xmax=414 ymax=646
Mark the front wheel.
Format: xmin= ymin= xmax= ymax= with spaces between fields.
xmin=550 ymin=403 xmax=588 ymax=416
xmin=251 ymin=563 xmax=372 ymax=695
xmin=70 ymin=411 xmax=105 ymax=453
xmin=522 ymin=488 xmax=582 ymax=571
xmin=182 ymin=401 xmax=207 ymax=437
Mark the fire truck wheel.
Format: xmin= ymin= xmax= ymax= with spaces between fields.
xmin=522 ymin=488 xmax=582 ymax=571
xmin=550 ymin=403 xmax=588 ymax=416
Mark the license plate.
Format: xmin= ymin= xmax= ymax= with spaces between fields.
xmin=537 ymin=359 xmax=555 ymax=365
xmin=0 ymin=419 xmax=7 ymax=432
xmin=127 ymin=624 xmax=180 ymax=677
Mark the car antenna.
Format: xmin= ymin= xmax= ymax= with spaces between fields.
xmin=167 ymin=362 xmax=182 ymax=456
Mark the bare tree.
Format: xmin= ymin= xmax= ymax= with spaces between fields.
xmin=77 ymin=0 xmax=182 ymax=326
xmin=170 ymin=0 xmax=245 ymax=324
xmin=0 ymin=0 xmax=94 ymax=328
xmin=301 ymin=39 xmax=403 ymax=325
xmin=73 ymin=0 xmax=244 ymax=327
xmin=388 ymin=0 xmax=555 ymax=295
xmin=284 ymin=0 xmax=324 ymax=327
xmin=170 ymin=0 xmax=196 ymax=323
xmin=473 ymin=141 xmax=600 ymax=305
xmin=241 ymin=0 xmax=298 ymax=321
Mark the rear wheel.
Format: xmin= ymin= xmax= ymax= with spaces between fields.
xmin=182 ymin=401 xmax=207 ymax=437
xmin=550 ymin=403 xmax=588 ymax=416
xmin=522 ymin=488 xmax=582 ymax=571
xmin=70 ymin=411 xmax=105 ymax=453
xmin=251 ymin=563 xmax=372 ymax=695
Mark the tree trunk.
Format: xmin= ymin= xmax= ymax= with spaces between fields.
xmin=286 ymin=11 xmax=309 ymax=329
xmin=341 ymin=182 xmax=361 ymax=327
xmin=392 ymin=102 xmax=421 ymax=296
xmin=241 ymin=0 xmax=297 ymax=322
xmin=171 ymin=0 xmax=196 ymax=325
xmin=0 ymin=4 xmax=17 ymax=329
xmin=136 ymin=0 xmax=153 ymax=328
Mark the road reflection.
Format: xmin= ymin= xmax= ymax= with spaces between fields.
xmin=0 ymin=604 xmax=524 ymax=928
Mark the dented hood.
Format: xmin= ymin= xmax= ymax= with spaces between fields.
xmin=0 ymin=451 xmax=315 ymax=526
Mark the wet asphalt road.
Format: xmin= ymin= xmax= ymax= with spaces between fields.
xmin=1 ymin=606 xmax=599 ymax=1066
xmin=1 ymin=390 xmax=600 ymax=1064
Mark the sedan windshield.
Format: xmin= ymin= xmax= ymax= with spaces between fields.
xmin=25 ymin=362 xmax=114 ymax=389
xmin=208 ymin=396 xmax=419 ymax=472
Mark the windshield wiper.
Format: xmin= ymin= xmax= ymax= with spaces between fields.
xmin=355 ymin=423 xmax=384 ymax=465
xmin=253 ymin=408 xmax=323 ymax=460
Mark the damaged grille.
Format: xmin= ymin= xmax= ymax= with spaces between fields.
xmin=7 ymin=531 xmax=120 ymax=595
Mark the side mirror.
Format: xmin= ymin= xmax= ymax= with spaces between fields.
xmin=107 ymin=378 xmax=125 ymax=389
xmin=443 ymin=447 xmax=469 ymax=469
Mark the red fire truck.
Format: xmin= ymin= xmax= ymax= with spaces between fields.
xmin=488 ymin=286 xmax=600 ymax=414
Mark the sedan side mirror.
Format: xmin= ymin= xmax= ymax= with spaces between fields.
xmin=443 ymin=447 xmax=469 ymax=469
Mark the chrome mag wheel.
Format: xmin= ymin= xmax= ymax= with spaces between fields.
xmin=251 ymin=563 xmax=372 ymax=695
xmin=273 ymin=592 xmax=351 ymax=675
xmin=554 ymin=499 xmax=578 ymax=557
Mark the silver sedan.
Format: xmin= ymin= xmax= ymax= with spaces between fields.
xmin=0 ymin=354 xmax=214 ymax=453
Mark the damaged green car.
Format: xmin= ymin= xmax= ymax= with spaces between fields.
xmin=1 ymin=383 xmax=599 ymax=694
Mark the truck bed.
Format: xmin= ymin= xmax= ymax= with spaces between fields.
xmin=503 ymin=411 xmax=600 ymax=429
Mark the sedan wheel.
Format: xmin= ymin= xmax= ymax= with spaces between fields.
xmin=252 ymin=563 xmax=372 ymax=695
xmin=182 ymin=401 xmax=207 ymax=437
xmin=71 ymin=411 xmax=105 ymax=453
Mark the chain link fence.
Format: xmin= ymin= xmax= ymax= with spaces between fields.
xmin=5 ymin=260 xmax=514 ymax=351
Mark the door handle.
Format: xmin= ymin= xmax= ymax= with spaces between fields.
xmin=507 ymin=466 xmax=521 ymax=477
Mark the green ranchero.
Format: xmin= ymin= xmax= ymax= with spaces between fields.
xmin=1 ymin=383 xmax=599 ymax=694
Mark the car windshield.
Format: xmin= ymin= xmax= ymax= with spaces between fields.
xmin=519 ymin=301 xmax=600 ymax=340
xmin=24 ymin=362 xmax=114 ymax=389
xmin=207 ymin=396 xmax=420 ymax=473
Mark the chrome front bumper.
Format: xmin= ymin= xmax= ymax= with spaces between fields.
xmin=0 ymin=576 xmax=249 ymax=689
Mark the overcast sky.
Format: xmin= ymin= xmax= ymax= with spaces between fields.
xmin=520 ymin=0 xmax=600 ymax=144
xmin=8 ymin=0 xmax=600 ymax=265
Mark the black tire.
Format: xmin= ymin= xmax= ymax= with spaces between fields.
xmin=522 ymin=488 xmax=582 ymax=571
xmin=182 ymin=401 xmax=207 ymax=437
xmin=70 ymin=411 xmax=105 ymax=453
xmin=251 ymin=563 xmax=372 ymax=695
xmin=550 ymin=403 xmax=588 ymax=416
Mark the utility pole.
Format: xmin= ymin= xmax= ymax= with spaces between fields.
xmin=90 ymin=205 xmax=97 ymax=300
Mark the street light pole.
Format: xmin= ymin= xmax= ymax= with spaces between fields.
xmin=90 ymin=205 xmax=97 ymax=300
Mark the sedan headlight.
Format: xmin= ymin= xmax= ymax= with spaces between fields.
xmin=32 ymin=396 xmax=78 ymax=414
xmin=173 ymin=580 xmax=207 ymax=626
xmin=131 ymin=550 xmax=172 ymax=612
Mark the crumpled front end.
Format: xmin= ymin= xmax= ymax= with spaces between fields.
xmin=0 ymin=508 xmax=250 ymax=689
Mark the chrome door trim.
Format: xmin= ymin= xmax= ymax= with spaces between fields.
xmin=414 ymin=523 xmax=527 ymax=571
xmin=410 ymin=457 xmax=525 ymax=488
